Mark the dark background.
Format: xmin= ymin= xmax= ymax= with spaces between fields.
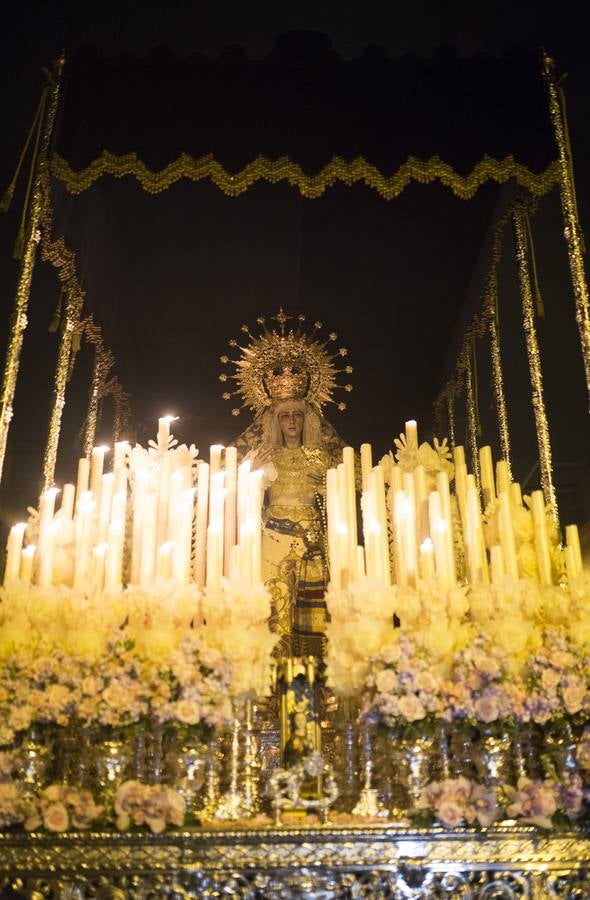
xmin=0 ymin=1 xmax=589 ymax=539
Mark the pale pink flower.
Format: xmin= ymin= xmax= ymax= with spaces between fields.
xmin=474 ymin=695 xmax=500 ymax=723
xmin=562 ymin=684 xmax=586 ymax=715
xmin=43 ymin=802 xmax=69 ymax=832
xmin=375 ymin=669 xmax=398 ymax=694
xmin=398 ymin=695 xmax=426 ymax=721
xmin=436 ymin=800 xmax=463 ymax=827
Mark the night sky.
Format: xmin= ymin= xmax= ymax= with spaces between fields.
xmin=0 ymin=2 xmax=589 ymax=531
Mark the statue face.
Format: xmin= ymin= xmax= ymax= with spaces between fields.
xmin=278 ymin=407 xmax=304 ymax=445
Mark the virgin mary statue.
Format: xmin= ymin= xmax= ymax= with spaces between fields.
xmin=218 ymin=309 xmax=353 ymax=656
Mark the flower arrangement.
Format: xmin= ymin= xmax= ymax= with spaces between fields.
xmin=200 ymin=581 xmax=279 ymax=698
xmin=114 ymin=780 xmax=186 ymax=833
xmin=504 ymin=775 xmax=586 ymax=829
xmin=24 ymin=784 xmax=103 ymax=832
xmin=324 ymin=580 xmax=396 ymax=696
xmin=417 ymin=777 xmax=501 ymax=828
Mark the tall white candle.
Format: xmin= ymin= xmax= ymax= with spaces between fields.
xmin=419 ymin=537 xmax=435 ymax=580
xmin=531 ymin=490 xmax=552 ymax=586
xmin=92 ymin=542 xmax=107 ymax=600
xmin=405 ymin=419 xmax=418 ymax=449
xmin=105 ymin=522 xmax=124 ymax=591
xmin=89 ymin=446 xmax=109 ymax=501
xmin=156 ymin=452 xmax=171 ymax=546
xmin=479 ymin=446 xmax=495 ymax=508
xmin=413 ymin=465 xmax=430 ymax=544
xmin=436 ymin=472 xmax=456 ymax=586
xmin=130 ymin=468 xmax=148 ymax=583
xmin=139 ymin=492 xmax=158 ymax=585
xmin=156 ymin=541 xmax=174 ymax=581
xmin=113 ymin=440 xmax=128 ymax=474
xmin=209 ymin=444 xmax=224 ymax=478
xmin=37 ymin=487 xmax=60 ymax=586
xmin=97 ymin=473 xmax=114 ymax=542
xmin=224 ymin=446 xmax=238 ymax=577
xmin=74 ymin=492 xmax=95 ymax=593
xmin=510 ymin=482 xmax=523 ymax=507
xmin=373 ymin=465 xmax=390 ymax=585
xmin=4 ymin=523 xmax=26 ymax=584
xmin=453 ymin=445 xmax=466 ymax=468
xmin=195 ymin=462 xmax=210 ymax=589
xmin=20 ymin=544 xmax=35 ymax=586
xmin=38 ymin=521 xmax=59 ymax=588
xmin=490 ymin=544 xmax=506 ymax=584
xmin=360 ymin=443 xmax=372 ymax=492
xmin=158 ymin=416 xmax=175 ymax=451
xmin=566 ymin=524 xmax=583 ymax=577
xmin=498 ymin=492 xmax=519 ymax=580
xmin=75 ymin=457 xmax=90 ymax=505
xmin=496 ymin=460 xmax=511 ymax=497
xmin=60 ymin=484 xmax=75 ymax=520
xmin=206 ymin=521 xmax=223 ymax=588
xmin=172 ymin=490 xmax=194 ymax=584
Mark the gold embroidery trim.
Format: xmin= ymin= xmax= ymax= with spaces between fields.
xmin=51 ymin=152 xmax=560 ymax=200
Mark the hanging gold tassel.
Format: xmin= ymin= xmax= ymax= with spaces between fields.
xmin=13 ymin=89 xmax=48 ymax=259
xmin=48 ymin=288 xmax=63 ymax=332
xmin=0 ymin=90 xmax=46 ymax=213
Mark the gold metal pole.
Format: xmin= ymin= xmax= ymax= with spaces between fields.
xmin=83 ymin=343 xmax=114 ymax=458
xmin=42 ymin=290 xmax=84 ymax=487
xmin=465 ymin=347 xmax=480 ymax=490
xmin=0 ymin=56 xmax=64 ymax=484
xmin=543 ymin=52 xmax=590 ymax=407
xmin=488 ymin=307 xmax=513 ymax=479
xmin=446 ymin=393 xmax=456 ymax=449
xmin=512 ymin=204 xmax=558 ymax=517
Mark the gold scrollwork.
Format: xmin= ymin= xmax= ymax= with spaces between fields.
xmin=51 ymin=152 xmax=560 ymax=201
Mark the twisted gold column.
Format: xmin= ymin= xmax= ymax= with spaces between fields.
xmin=83 ymin=346 xmax=114 ymax=458
xmin=0 ymin=57 xmax=64 ymax=484
xmin=543 ymin=53 xmax=590 ymax=408
xmin=42 ymin=291 xmax=84 ymax=487
xmin=512 ymin=205 xmax=558 ymax=518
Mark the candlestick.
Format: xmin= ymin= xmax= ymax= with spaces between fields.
xmin=4 ymin=523 xmax=26 ymax=584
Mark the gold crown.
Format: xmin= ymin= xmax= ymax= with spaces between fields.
xmin=219 ymin=308 xmax=353 ymax=416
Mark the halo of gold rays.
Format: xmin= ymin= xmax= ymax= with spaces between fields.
xmin=219 ymin=308 xmax=353 ymax=416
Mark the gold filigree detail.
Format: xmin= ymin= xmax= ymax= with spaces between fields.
xmin=51 ymin=152 xmax=560 ymax=201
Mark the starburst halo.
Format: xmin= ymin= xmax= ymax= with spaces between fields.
xmin=219 ymin=308 xmax=353 ymax=416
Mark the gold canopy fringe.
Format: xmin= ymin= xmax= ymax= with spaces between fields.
xmin=50 ymin=151 xmax=560 ymax=200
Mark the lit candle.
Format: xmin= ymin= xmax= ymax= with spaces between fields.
xmin=4 ymin=523 xmax=26 ymax=584
xmin=113 ymin=440 xmax=129 ymax=475
xmin=157 ymin=415 xmax=176 ymax=451
xmin=413 ymin=465 xmax=430 ymax=544
xmin=156 ymin=451 xmax=171 ymax=545
xmin=372 ymin=464 xmax=390 ymax=585
xmin=89 ymin=446 xmax=109 ymax=501
xmin=343 ymin=448 xmax=358 ymax=578
xmin=453 ymin=445 xmax=466 ymax=468
xmin=209 ymin=444 xmax=224 ymax=478
xmin=436 ymin=472 xmax=456 ymax=586
xmin=465 ymin=478 xmax=488 ymax=584
xmin=454 ymin=459 xmax=468 ymax=535
xmin=206 ymin=521 xmax=223 ymax=588
xmin=156 ymin=541 xmax=174 ymax=581
xmin=20 ymin=544 xmax=35 ymax=586
xmin=60 ymin=484 xmax=75 ymax=520
xmin=172 ymin=489 xmax=194 ymax=584
xmin=510 ymin=482 xmax=523 ymax=507
xmin=405 ymin=419 xmax=418 ymax=449
xmin=336 ymin=521 xmax=350 ymax=588
xmin=327 ymin=467 xmax=339 ymax=584
xmin=419 ymin=537 xmax=435 ymax=580
xmin=37 ymin=487 xmax=60 ymax=585
xmin=360 ymin=443 xmax=372 ymax=492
